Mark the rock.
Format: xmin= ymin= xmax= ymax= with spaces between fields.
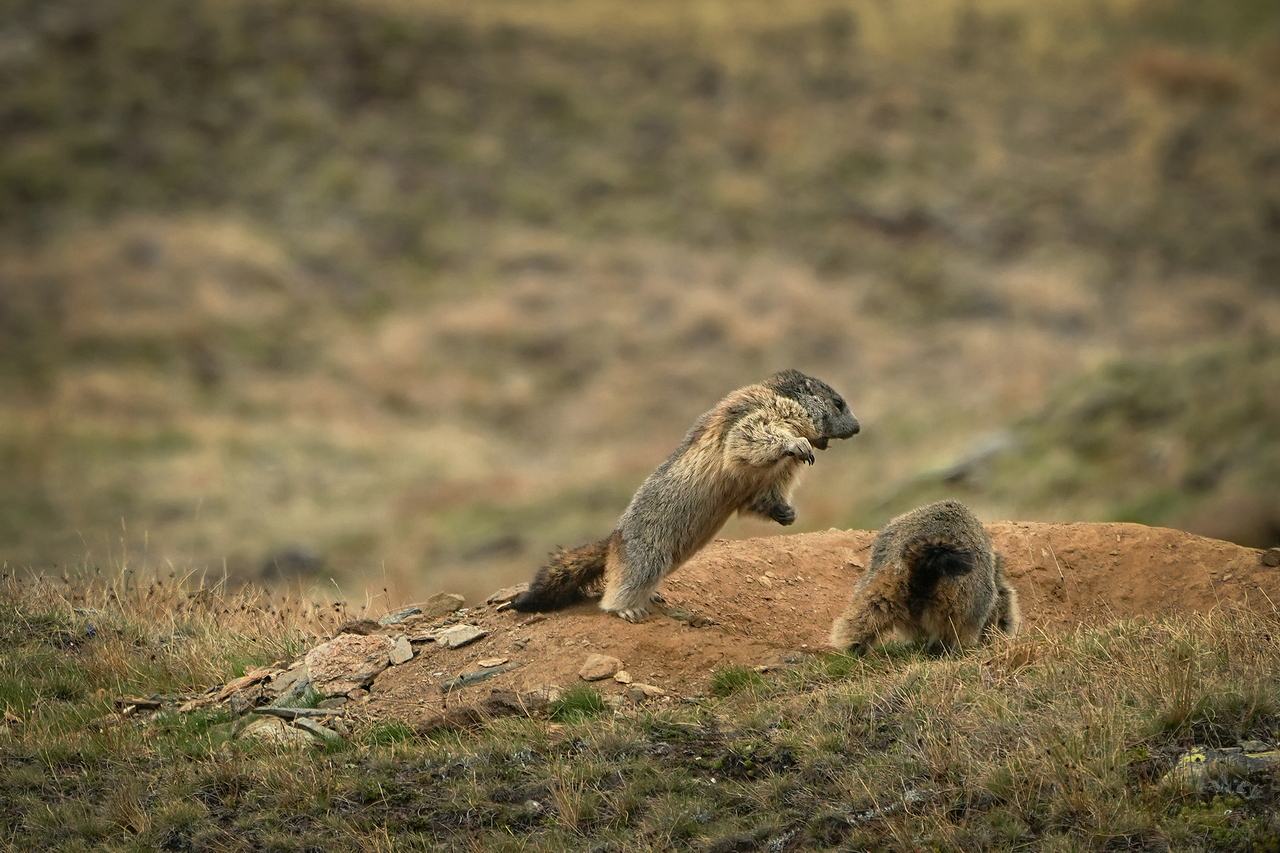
xmin=251 ymin=707 xmax=345 ymax=721
xmin=487 ymin=584 xmax=528 ymax=605
xmin=317 ymin=697 xmax=347 ymax=710
xmin=626 ymin=683 xmax=667 ymax=702
xmin=389 ymin=635 xmax=414 ymax=665
xmin=271 ymin=671 xmax=313 ymax=708
xmin=216 ymin=666 xmax=279 ymax=701
xmin=1164 ymin=746 xmax=1280 ymax=796
xmin=526 ymin=684 xmax=563 ymax=705
xmin=177 ymin=693 xmax=217 ymax=713
xmin=239 ymin=716 xmax=313 ymax=748
xmin=267 ymin=663 xmax=309 ymax=697
xmin=292 ymin=717 xmax=341 ymax=743
xmin=613 ymin=670 xmax=633 ymax=684
xmin=229 ymin=689 xmax=265 ymax=717
xmin=603 ymin=694 xmax=626 ymax=710
xmin=478 ymin=658 xmax=510 ymax=668
xmin=440 ymin=662 xmax=523 ymax=691
xmin=378 ymin=606 xmax=422 ymax=626
xmin=420 ymin=592 xmax=466 ymax=621
xmin=437 ymin=624 xmax=488 ymax=649
xmin=1263 ymin=548 xmax=1280 ymax=568
xmin=579 ymin=654 xmax=623 ymax=682
xmin=305 ymin=634 xmax=394 ymax=697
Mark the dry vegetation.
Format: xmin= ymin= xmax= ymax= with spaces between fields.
xmin=1 ymin=0 xmax=1278 ymax=604
xmin=3 ymin=567 xmax=1280 ymax=851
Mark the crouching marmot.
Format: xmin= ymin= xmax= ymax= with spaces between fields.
xmin=510 ymin=369 xmax=860 ymax=621
xmin=829 ymin=500 xmax=1021 ymax=655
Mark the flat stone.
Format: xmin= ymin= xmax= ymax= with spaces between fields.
xmin=271 ymin=671 xmax=313 ymax=708
xmin=613 ymin=670 xmax=633 ymax=684
xmin=626 ymin=683 xmax=667 ymax=702
xmin=420 ymin=592 xmax=466 ymax=621
xmin=267 ymin=663 xmax=309 ymax=696
xmin=440 ymin=661 xmax=522 ymax=691
xmin=378 ymin=606 xmax=423 ymax=627
xmin=437 ymin=624 xmax=487 ymax=649
xmin=239 ymin=717 xmax=312 ymax=748
xmin=478 ymin=657 xmax=509 ymax=668
xmin=579 ymin=654 xmax=623 ymax=682
xmin=292 ymin=717 xmax=341 ymax=742
xmin=305 ymin=634 xmax=394 ymax=697
xmin=526 ymin=684 xmax=563 ymax=705
xmin=1164 ymin=746 xmax=1280 ymax=790
xmin=389 ymin=635 xmax=414 ymax=665
xmin=216 ymin=666 xmax=279 ymax=702
xmin=1262 ymin=548 xmax=1280 ymax=568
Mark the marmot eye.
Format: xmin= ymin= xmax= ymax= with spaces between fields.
xmin=834 ymin=398 xmax=846 ymax=411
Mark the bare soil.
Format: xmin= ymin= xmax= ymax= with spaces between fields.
xmin=365 ymin=522 xmax=1278 ymax=725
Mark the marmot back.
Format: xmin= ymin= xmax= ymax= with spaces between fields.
xmin=510 ymin=369 xmax=860 ymax=621
xmin=829 ymin=500 xmax=1021 ymax=654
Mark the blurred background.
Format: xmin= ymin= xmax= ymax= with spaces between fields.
xmin=2 ymin=0 xmax=1278 ymax=606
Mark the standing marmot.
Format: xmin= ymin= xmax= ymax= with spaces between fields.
xmin=829 ymin=500 xmax=1021 ymax=654
xmin=510 ymin=369 xmax=860 ymax=621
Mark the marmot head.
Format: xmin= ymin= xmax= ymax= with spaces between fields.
xmin=766 ymin=369 xmax=860 ymax=449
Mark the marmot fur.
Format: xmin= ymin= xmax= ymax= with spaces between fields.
xmin=829 ymin=500 xmax=1021 ymax=654
xmin=510 ymin=369 xmax=860 ymax=621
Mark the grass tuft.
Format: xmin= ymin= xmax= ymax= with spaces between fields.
xmin=549 ymin=684 xmax=607 ymax=721
xmin=708 ymin=664 xmax=770 ymax=698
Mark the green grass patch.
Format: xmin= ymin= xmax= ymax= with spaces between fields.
xmin=709 ymin=664 xmax=769 ymax=697
xmin=549 ymin=684 xmax=607 ymax=721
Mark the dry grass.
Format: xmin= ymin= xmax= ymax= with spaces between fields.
xmin=3 ymin=567 xmax=1280 ymax=851
xmin=2 ymin=0 xmax=1279 ymax=605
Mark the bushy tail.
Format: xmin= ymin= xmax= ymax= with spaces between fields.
xmin=903 ymin=539 xmax=977 ymax=616
xmin=508 ymin=537 xmax=612 ymax=612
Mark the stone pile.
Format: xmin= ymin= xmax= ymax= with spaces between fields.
xmin=94 ymin=584 xmax=672 ymax=744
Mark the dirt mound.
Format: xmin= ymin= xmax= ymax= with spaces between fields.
xmin=366 ymin=522 xmax=1278 ymax=725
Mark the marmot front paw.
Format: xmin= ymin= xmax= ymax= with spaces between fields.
xmin=783 ymin=437 xmax=815 ymax=465
xmin=769 ymin=503 xmax=797 ymax=525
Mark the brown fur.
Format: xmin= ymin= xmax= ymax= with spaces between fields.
xmin=829 ymin=500 xmax=1021 ymax=654
xmin=510 ymin=370 xmax=860 ymax=621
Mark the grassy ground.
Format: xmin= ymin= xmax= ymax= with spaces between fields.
xmin=3 ymin=570 xmax=1280 ymax=851
xmin=2 ymin=0 xmax=1279 ymax=599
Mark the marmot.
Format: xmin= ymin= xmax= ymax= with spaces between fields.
xmin=828 ymin=500 xmax=1021 ymax=655
xmin=510 ymin=369 xmax=860 ymax=621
